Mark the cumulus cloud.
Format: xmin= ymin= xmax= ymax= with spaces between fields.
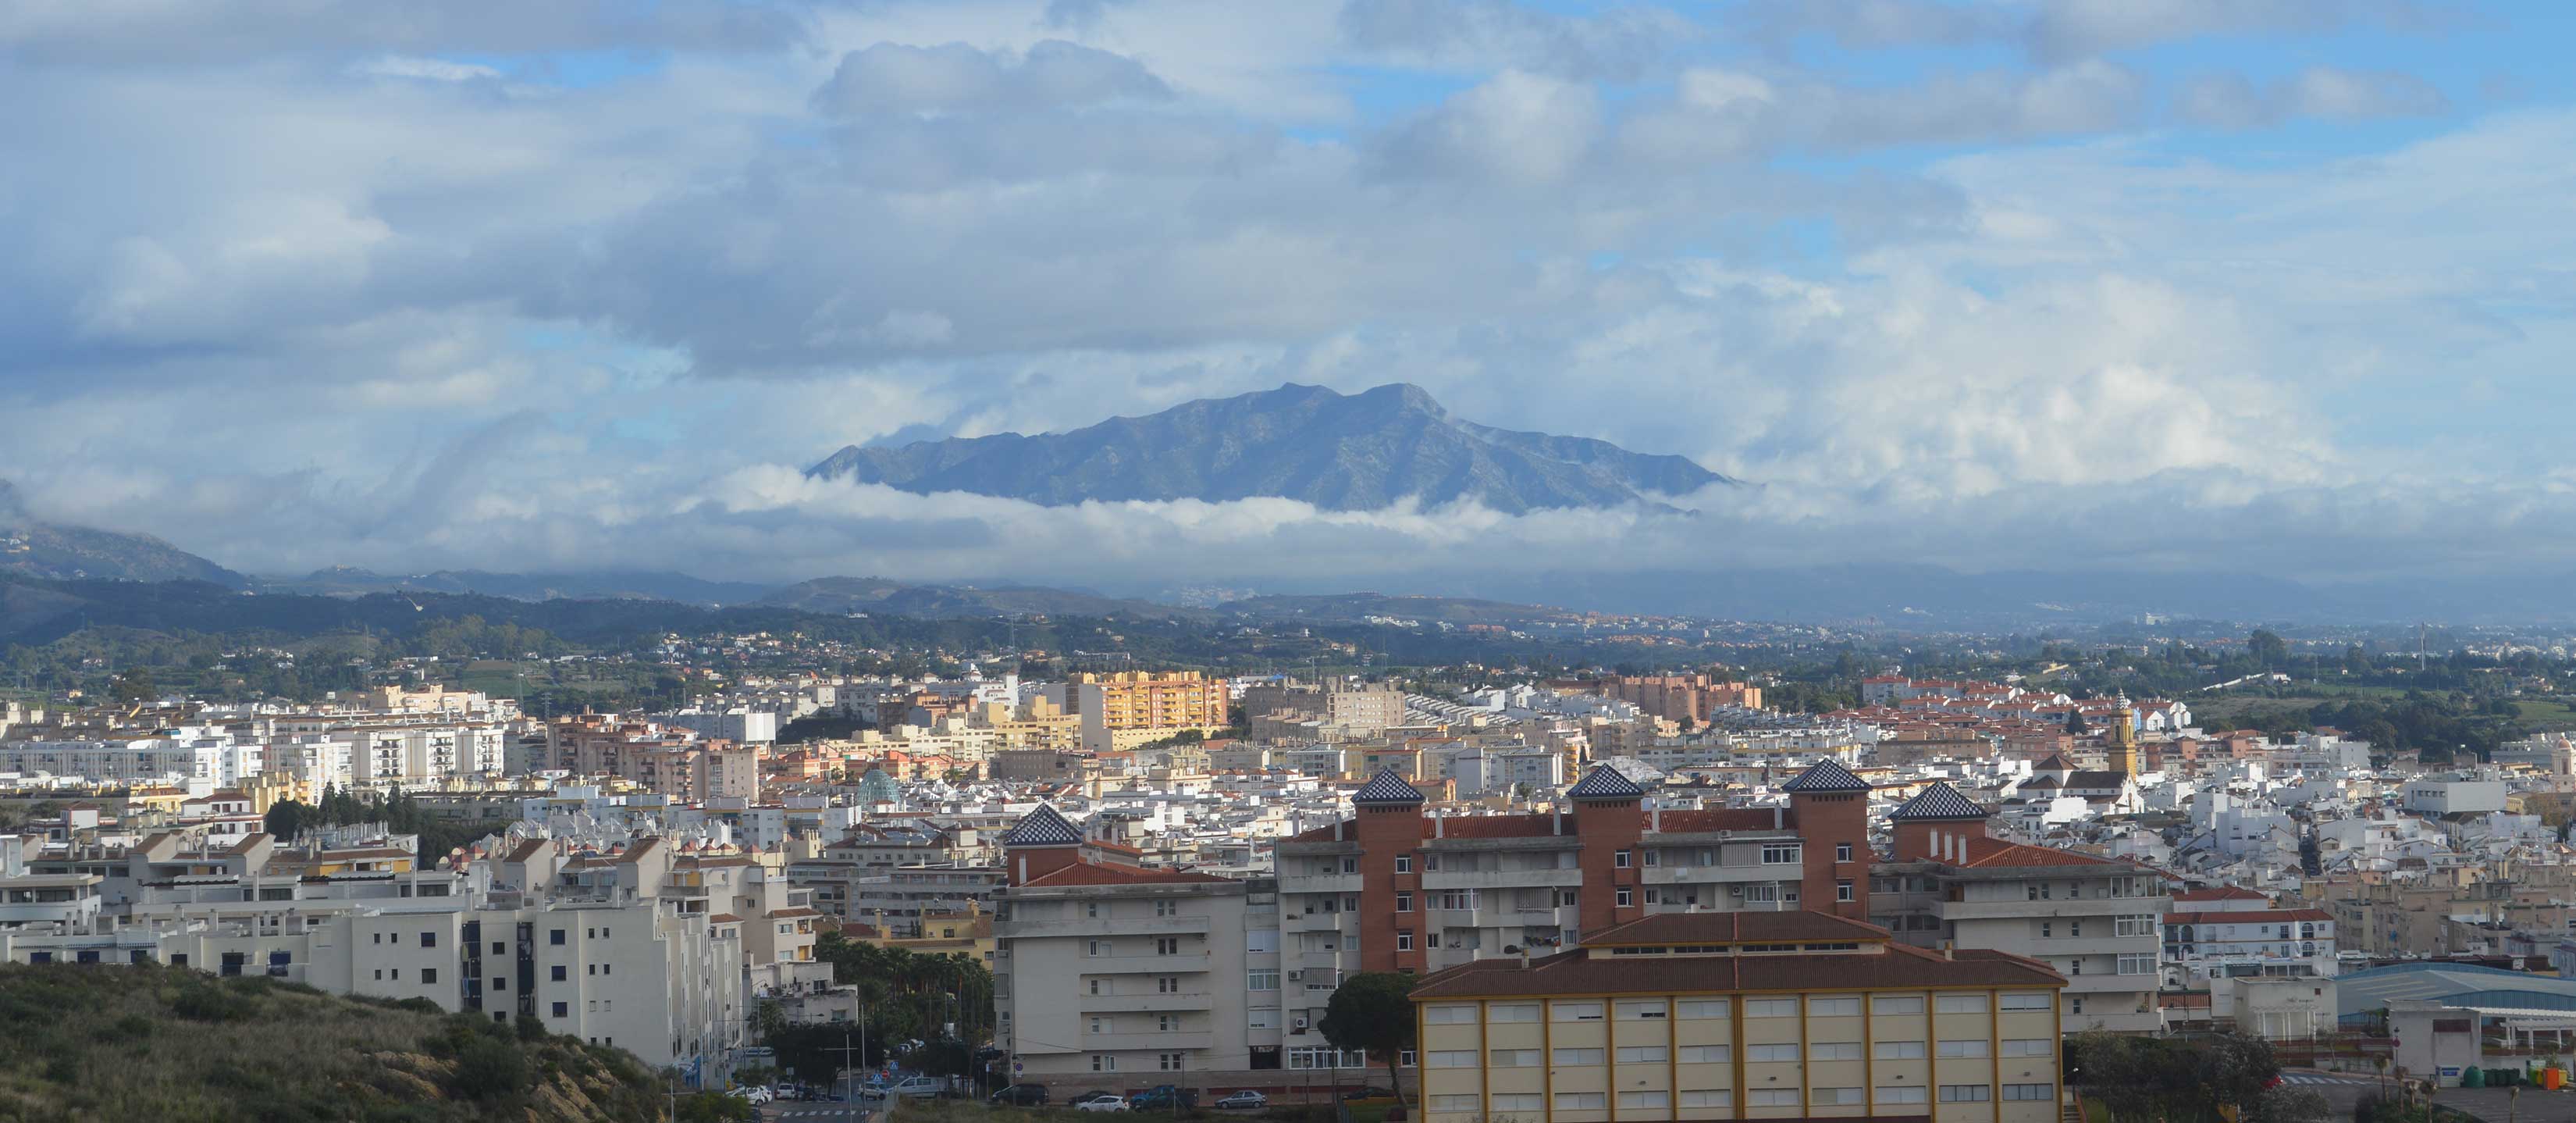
xmin=1335 ymin=0 xmax=1693 ymax=80
xmin=810 ymin=39 xmax=1171 ymax=116
xmin=2178 ymin=67 xmax=2450 ymax=128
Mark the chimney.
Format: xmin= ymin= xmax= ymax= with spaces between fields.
xmin=1772 ymin=806 xmax=1782 ymax=829
xmin=1941 ymin=940 xmax=1955 ymax=960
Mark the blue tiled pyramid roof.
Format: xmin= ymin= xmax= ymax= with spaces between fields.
xmin=1888 ymin=783 xmax=1989 ymax=822
xmin=1352 ymin=768 xmax=1426 ymax=805
xmin=1002 ymin=804 xmax=1085 ymax=847
xmin=1566 ymin=765 xmax=1646 ymax=800
xmin=1781 ymin=759 xmax=1870 ymax=793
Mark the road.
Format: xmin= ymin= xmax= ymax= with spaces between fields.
xmin=2282 ymin=1069 xmax=2576 ymax=1123
xmin=768 ymin=1105 xmax=875 ymax=1121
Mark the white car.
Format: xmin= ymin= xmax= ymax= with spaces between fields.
xmin=889 ymin=1076 xmax=946 ymax=1099
xmin=1076 ymin=1095 xmax=1132 ymax=1112
xmin=729 ymin=1086 xmax=774 ymax=1104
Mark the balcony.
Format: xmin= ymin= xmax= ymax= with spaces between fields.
xmin=1421 ymin=868 xmax=1579 ymax=891
xmin=1080 ymin=991 xmax=1219 ymax=1014
xmin=1286 ymin=912 xmax=1357 ymax=934
xmin=2062 ymin=972 xmax=2156 ymax=994
xmin=1083 ymin=953 xmax=1214 ymax=974
xmin=1002 ymin=914 xmax=1214 ymax=939
xmin=1083 ymin=1030 xmax=1217 ymax=1052
xmin=1284 ymin=874 xmax=1363 ymax=894
xmin=1936 ymin=897 xmax=2161 ymax=921
xmin=2022 ymin=936 xmax=2158 ymax=957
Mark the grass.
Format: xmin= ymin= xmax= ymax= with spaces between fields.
xmin=2515 ymin=699 xmax=2576 ymax=729
xmin=0 ymin=963 xmax=703 ymax=1123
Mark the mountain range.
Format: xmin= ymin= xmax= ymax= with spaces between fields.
xmin=806 ymin=382 xmax=1731 ymax=514
xmin=0 ymin=480 xmax=244 ymax=586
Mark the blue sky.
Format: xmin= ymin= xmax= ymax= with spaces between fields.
xmin=0 ymin=0 xmax=2571 ymax=593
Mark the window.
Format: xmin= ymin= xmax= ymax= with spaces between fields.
xmin=1086 ymin=902 xmax=1100 ymax=918
xmin=1553 ymin=1093 xmax=1606 ymax=1111
xmin=1397 ymin=932 xmax=1414 ymax=952
xmin=1679 ymin=1045 xmax=1731 ymax=1064
xmin=1616 ymin=850 xmax=1632 ymax=868
xmin=1159 ymin=1053 xmax=1185 ymax=1072
xmin=1616 ymin=1046 xmax=1667 ymax=1064
xmin=1090 ymin=979 xmax=1104 ymax=996
xmin=1873 ymin=996 xmax=1924 ymax=1014
xmin=1396 ymin=892 xmax=1412 ymax=913
xmin=1425 ymin=854 xmax=1440 ymax=871
xmin=1877 ymin=1086 xmax=1930 ymax=1104
xmin=2000 ymin=993 xmax=2051 ymax=1011
xmin=1155 ymin=937 xmax=1179 ymax=955
xmin=1749 ymin=1089 xmax=1800 ymax=1107
xmin=2119 ymin=954 xmax=2157 ymax=975
xmin=1154 ymin=977 xmax=1179 ymax=994
xmin=1155 ymin=900 xmax=1176 ymax=917
xmin=1680 ymin=1091 xmax=1732 ymax=1108
xmin=1247 ymin=929 xmax=1279 ymax=953
xmin=1838 ymin=879 xmax=1855 ymax=902
xmin=1091 ymin=1055 xmax=1115 ymax=1072
xmin=1747 ymin=1044 xmax=1800 ymax=1063
xmin=1248 ymin=971 xmax=1279 ymax=991
xmin=1643 ymin=849 xmax=1660 ymax=867
xmin=2072 ymin=998 xmax=2085 ymax=1015
xmin=421 ymin=968 xmax=439 ymax=985
xmin=1493 ymin=1094 xmax=1544 ymax=1112
xmin=1158 ymin=1014 xmax=1180 ymax=1032
xmin=1552 ymin=1002 xmax=1603 ymax=1021
xmin=551 ymin=1002 xmax=568 ymax=1018
xmin=2071 ymin=921 xmax=2083 ymax=938
xmin=1745 ymin=998 xmax=1797 ymax=1018
xmin=552 ymin=965 xmax=568 ymax=982
xmin=1489 ymin=1050 xmax=1541 ymax=1068
xmin=1428 ymin=1051 xmax=1478 ymax=1068
xmin=1809 ymin=996 xmax=1860 ymax=1016
xmin=2002 ymin=1039 xmax=2053 ymax=1057
xmin=1761 ymin=843 xmax=1800 ymax=865
xmin=1618 ymin=1092 xmax=1669 ymax=1110
xmin=1811 ymin=1042 xmax=1862 ymax=1061
xmin=1938 ymin=1039 xmax=1988 ymax=1058
xmin=2004 ymin=1084 xmax=2055 ymax=1101
xmin=1395 ymin=856 xmax=1411 ymax=874
xmin=2117 ymin=914 xmax=2156 ymax=937
xmin=372 ymin=933 xmax=382 ymax=945
xmin=1813 ymin=1087 xmax=1863 ymax=1106
xmin=1875 ymin=1040 xmax=1926 ymax=1060
xmin=491 ymin=942 xmax=504 ymax=956
xmin=1431 ymin=1095 xmax=1482 ymax=1112
xmin=550 ymin=929 xmax=565 ymax=946
xmin=1422 ymin=1004 xmax=1475 ymax=1025
xmin=1936 ymin=994 xmax=1985 ymax=1013
xmin=492 ymin=979 xmax=505 ymax=992
xmin=1615 ymin=889 xmax=1631 ymax=907
xmin=2041 ymin=922 xmax=2052 ymax=939
xmin=1089 ymin=939 xmax=1111 ymax=957
xmin=1941 ymin=1086 xmax=1993 ymax=1103
xmin=421 ymin=932 xmax=437 ymax=948
xmin=1836 ymin=842 xmax=1854 ymax=862
xmin=1617 ymin=1001 xmax=1667 ymax=1020
xmin=1552 ymin=1048 xmax=1605 ymax=1065
xmin=1489 ymin=1004 xmax=1540 ymax=1022
xmin=1676 ymin=999 xmax=1730 ymax=1018
xmin=1091 ymin=1017 xmax=1111 ymax=1034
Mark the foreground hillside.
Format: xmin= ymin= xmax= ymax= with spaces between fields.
xmin=0 ymin=964 xmax=726 ymax=1123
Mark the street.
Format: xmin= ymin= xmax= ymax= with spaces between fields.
xmin=2285 ymin=1069 xmax=2576 ymax=1123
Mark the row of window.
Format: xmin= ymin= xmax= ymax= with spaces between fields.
xmin=1425 ymin=1085 xmax=2049 ymax=1114
xmin=1087 ymin=1053 xmax=1188 ymax=1072
xmin=1082 ymin=938 xmax=1187 ymax=956
xmin=1425 ymin=993 xmax=2051 ymax=1024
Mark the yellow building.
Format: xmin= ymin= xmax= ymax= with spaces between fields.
xmin=1411 ymin=912 xmax=2066 ymax=1123
xmin=1059 ymin=671 xmax=1230 ymax=752
xmin=856 ymin=903 xmax=997 ymax=966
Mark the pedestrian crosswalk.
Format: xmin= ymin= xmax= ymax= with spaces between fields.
xmin=2279 ymin=1074 xmax=2370 ymax=1086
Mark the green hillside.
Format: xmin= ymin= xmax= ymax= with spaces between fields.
xmin=0 ymin=964 xmax=749 ymax=1123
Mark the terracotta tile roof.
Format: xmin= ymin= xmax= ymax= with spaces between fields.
xmin=1954 ymin=836 xmax=2133 ymax=870
xmin=1017 ymin=858 xmax=1234 ymax=888
xmin=1650 ymin=808 xmax=1789 ymax=833
xmin=2172 ymin=886 xmax=2266 ymax=903
xmin=1411 ymin=942 xmax=2063 ymax=999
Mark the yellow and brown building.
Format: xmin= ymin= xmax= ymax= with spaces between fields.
xmin=1410 ymin=911 xmax=2066 ymax=1123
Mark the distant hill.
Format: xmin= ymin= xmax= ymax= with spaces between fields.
xmin=756 ymin=576 xmax=1200 ymax=619
xmin=0 ymin=480 xmax=244 ymax=586
xmin=1220 ymin=591 xmax=1584 ymax=626
xmin=0 ymin=963 xmax=689 ymax=1122
xmin=806 ymin=382 xmax=1732 ymax=514
xmin=257 ymin=566 xmax=772 ymax=605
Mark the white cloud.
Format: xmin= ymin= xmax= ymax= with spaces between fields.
xmin=810 ymin=39 xmax=1170 ymax=116
xmin=353 ymin=55 xmax=502 ymax=82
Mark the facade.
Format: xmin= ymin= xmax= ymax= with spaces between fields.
xmin=1594 ymin=674 xmax=1764 ymax=725
xmin=1870 ymin=785 xmax=2169 ymax=1034
xmin=1410 ymin=911 xmax=2066 ymax=1123
xmin=1055 ymin=672 xmax=1232 ymax=753
xmin=992 ymin=806 xmax=1283 ymax=1075
xmin=2163 ymin=907 xmax=2337 ymax=983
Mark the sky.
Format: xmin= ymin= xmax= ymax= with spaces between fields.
xmin=3 ymin=0 xmax=2573 ymax=598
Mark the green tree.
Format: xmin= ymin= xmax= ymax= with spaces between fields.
xmin=1318 ymin=971 xmax=1418 ymax=1107
xmin=450 ymin=1036 xmax=530 ymax=1100
xmin=2250 ymin=629 xmax=2290 ymax=668
xmin=109 ymin=668 xmax=157 ymax=704
xmin=262 ymin=799 xmax=311 ymax=842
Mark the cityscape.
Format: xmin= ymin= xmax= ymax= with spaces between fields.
xmin=5 ymin=2 xmax=2575 ymax=1123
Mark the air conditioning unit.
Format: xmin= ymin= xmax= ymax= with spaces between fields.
xmin=1727 ymin=886 xmax=1743 ymax=897
xmin=1293 ymin=1017 xmax=1310 ymax=1030
xmin=1287 ymin=971 xmax=1302 ymax=981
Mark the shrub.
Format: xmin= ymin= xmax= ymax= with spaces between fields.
xmin=451 ymin=1036 xmax=532 ymax=1101
xmin=171 ymin=982 xmax=255 ymax=1022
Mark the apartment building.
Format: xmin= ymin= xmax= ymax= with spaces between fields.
xmin=1410 ymin=911 xmax=2065 ymax=1123
xmin=1272 ymin=763 xmax=1876 ymax=1037
xmin=1870 ymin=784 xmax=2168 ymax=1033
xmin=1055 ymin=672 xmax=1231 ymax=753
xmin=992 ymin=806 xmax=1284 ymax=1075
xmin=545 ymin=715 xmax=756 ymax=801
xmin=1592 ymin=673 xmax=1763 ymax=725
xmin=2162 ymin=904 xmax=2337 ymax=984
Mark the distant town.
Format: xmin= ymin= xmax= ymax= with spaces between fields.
xmin=6 ymin=619 xmax=2576 ymax=1118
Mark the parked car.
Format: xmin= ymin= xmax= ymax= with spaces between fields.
xmin=1075 ymin=1094 xmax=1132 ymax=1112
xmin=1214 ymin=1090 xmax=1268 ymax=1110
xmin=990 ymin=1083 xmax=1052 ymax=1106
xmin=1067 ymin=1091 xmax=1123 ymax=1107
xmin=1130 ymin=1085 xmax=1198 ymax=1111
xmin=771 ymin=1082 xmax=807 ymax=1101
xmin=728 ymin=1086 xmax=773 ymax=1104
xmin=889 ymin=1076 xmax=947 ymax=1099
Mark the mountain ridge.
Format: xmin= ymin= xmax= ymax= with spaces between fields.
xmin=806 ymin=382 xmax=1732 ymax=513
xmin=0 ymin=479 xmax=247 ymax=586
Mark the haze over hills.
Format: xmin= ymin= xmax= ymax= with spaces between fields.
xmin=754 ymin=576 xmax=1197 ymax=619
xmin=0 ymin=480 xmax=245 ymax=586
xmin=806 ymin=382 xmax=1733 ymax=514
xmin=255 ymin=567 xmax=773 ymax=605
